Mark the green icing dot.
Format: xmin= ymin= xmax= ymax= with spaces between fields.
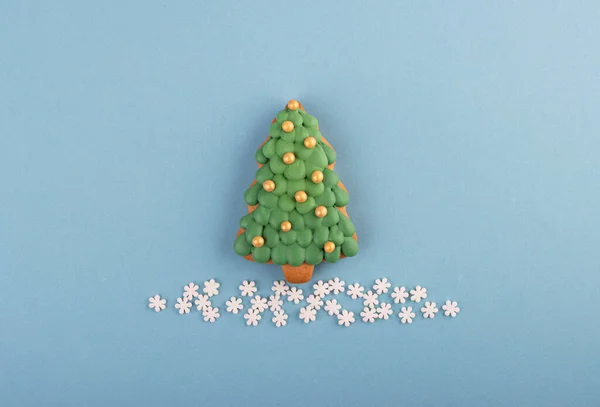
xmin=287 ymin=179 xmax=306 ymax=196
xmin=276 ymin=110 xmax=289 ymax=123
xmin=295 ymin=126 xmax=308 ymax=140
xmin=269 ymin=207 xmax=289 ymax=229
xmin=244 ymin=183 xmax=261 ymax=205
xmin=280 ymin=229 xmax=297 ymax=245
xmin=314 ymin=189 xmax=335 ymax=207
xmin=324 ymin=246 xmax=341 ymax=263
xmin=256 ymin=165 xmax=274 ymax=184
xmin=305 ymin=243 xmax=324 ymax=265
xmin=304 ymin=212 xmax=323 ymax=229
xmin=286 ymin=243 xmax=305 ymax=267
xmin=305 ymin=180 xmax=325 ymax=197
xmin=269 ymin=155 xmax=286 ymax=174
xmin=322 ymin=207 xmax=340 ymax=227
xmin=256 ymin=147 xmax=267 ymax=164
xmin=234 ymin=234 xmax=252 ymax=256
xmin=313 ymin=225 xmax=329 ymax=246
xmin=269 ymin=122 xmax=282 ymax=139
xmin=263 ymin=226 xmax=280 ymax=248
xmin=278 ymin=194 xmax=295 ymax=212
xmin=342 ymin=237 xmax=358 ymax=257
xmin=281 ymin=129 xmax=296 ymax=142
xmin=275 ymin=139 xmax=295 ymax=156
xmin=271 ymin=245 xmax=287 ymax=265
xmin=262 ymin=138 xmax=276 ymax=158
xmin=297 ymin=229 xmax=312 ymax=248
xmin=328 ymin=225 xmax=345 ymax=246
xmin=257 ymin=189 xmax=279 ymax=209
xmin=323 ymin=168 xmax=339 ymax=188
xmin=284 ymin=160 xmax=306 ymax=180
xmin=288 ymin=110 xmax=303 ymax=127
xmin=308 ymin=128 xmax=322 ymax=142
xmin=252 ymin=246 xmax=271 ymax=263
xmin=272 ymin=174 xmax=287 ymax=196
xmin=294 ymin=141 xmax=313 ymax=160
xmin=296 ymin=196 xmax=316 ymax=215
xmin=322 ymin=142 xmax=337 ymax=164
xmin=245 ymin=222 xmax=263 ymax=244
xmin=332 ymin=185 xmax=349 ymax=206
xmin=337 ymin=211 xmax=356 ymax=236
xmin=253 ymin=205 xmax=271 ymax=225
xmin=302 ymin=113 xmax=318 ymax=127
xmin=304 ymin=144 xmax=328 ymax=174
xmin=288 ymin=210 xmax=305 ymax=231
xmin=239 ymin=213 xmax=253 ymax=229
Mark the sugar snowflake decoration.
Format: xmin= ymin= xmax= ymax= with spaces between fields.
xmin=287 ymin=287 xmax=304 ymax=304
xmin=376 ymin=302 xmax=393 ymax=320
xmin=421 ymin=301 xmax=438 ymax=319
xmin=337 ymin=310 xmax=355 ymax=327
xmin=299 ymin=307 xmax=317 ymax=323
xmin=313 ymin=280 xmax=330 ymax=297
xmin=267 ymin=294 xmax=283 ymax=312
xmin=183 ymin=282 xmax=199 ymax=299
xmin=202 ymin=306 xmax=220 ymax=323
xmin=194 ymin=294 xmax=211 ymax=311
xmin=360 ymin=307 xmax=378 ymax=323
xmin=398 ymin=306 xmax=415 ymax=324
xmin=328 ymin=277 xmax=345 ymax=294
xmin=225 ymin=296 xmax=243 ymax=314
xmin=373 ymin=278 xmax=391 ymax=295
xmin=362 ymin=290 xmax=379 ymax=308
xmin=442 ymin=300 xmax=460 ymax=317
xmin=174 ymin=297 xmax=191 ymax=314
xmin=148 ymin=294 xmax=166 ymax=312
xmin=346 ymin=283 xmax=365 ymax=299
xmin=250 ymin=295 xmax=268 ymax=312
xmin=244 ymin=309 xmax=261 ymax=326
xmin=203 ymin=279 xmax=220 ymax=297
xmin=410 ymin=285 xmax=427 ymax=303
xmin=391 ymin=286 xmax=409 ymax=304
xmin=272 ymin=310 xmax=288 ymax=327
xmin=306 ymin=294 xmax=323 ymax=311
xmin=239 ymin=280 xmax=257 ymax=297
xmin=271 ymin=280 xmax=289 ymax=296
xmin=324 ymin=299 xmax=341 ymax=316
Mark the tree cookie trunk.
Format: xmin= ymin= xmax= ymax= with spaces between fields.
xmin=282 ymin=263 xmax=314 ymax=284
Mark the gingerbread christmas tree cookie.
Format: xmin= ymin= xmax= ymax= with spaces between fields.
xmin=234 ymin=100 xmax=358 ymax=284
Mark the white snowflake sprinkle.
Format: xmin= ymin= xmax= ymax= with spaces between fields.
xmin=287 ymin=287 xmax=304 ymax=304
xmin=183 ymin=282 xmax=199 ymax=299
xmin=363 ymin=290 xmax=379 ymax=308
xmin=328 ymin=277 xmax=345 ymax=294
xmin=299 ymin=307 xmax=317 ymax=323
xmin=174 ymin=297 xmax=191 ymax=314
xmin=398 ymin=306 xmax=415 ymax=324
xmin=313 ymin=280 xmax=330 ymax=297
xmin=421 ymin=301 xmax=439 ymax=319
xmin=272 ymin=310 xmax=288 ymax=327
xmin=442 ymin=300 xmax=460 ymax=317
xmin=148 ymin=294 xmax=166 ymax=312
xmin=250 ymin=295 xmax=268 ymax=312
xmin=244 ymin=309 xmax=261 ymax=326
xmin=225 ymin=296 xmax=243 ymax=314
xmin=306 ymin=294 xmax=323 ymax=310
xmin=410 ymin=285 xmax=427 ymax=303
xmin=271 ymin=280 xmax=289 ymax=296
xmin=373 ymin=278 xmax=391 ymax=294
xmin=377 ymin=302 xmax=393 ymax=320
xmin=239 ymin=280 xmax=257 ymax=297
xmin=337 ymin=310 xmax=355 ymax=327
xmin=391 ymin=286 xmax=409 ymax=304
xmin=203 ymin=279 xmax=220 ymax=297
xmin=202 ymin=306 xmax=220 ymax=323
xmin=360 ymin=307 xmax=378 ymax=323
xmin=324 ymin=299 xmax=342 ymax=316
xmin=346 ymin=283 xmax=365 ymax=299
xmin=194 ymin=294 xmax=211 ymax=311
xmin=267 ymin=294 xmax=283 ymax=312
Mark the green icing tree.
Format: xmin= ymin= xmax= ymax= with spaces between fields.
xmin=234 ymin=100 xmax=358 ymax=283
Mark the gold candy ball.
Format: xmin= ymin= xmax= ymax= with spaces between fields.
xmin=262 ymin=180 xmax=275 ymax=192
xmin=311 ymin=170 xmax=324 ymax=183
xmin=252 ymin=236 xmax=265 ymax=248
xmin=287 ymin=100 xmax=300 ymax=110
xmin=282 ymin=120 xmax=295 ymax=132
xmin=280 ymin=221 xmax=292 ymax=232
xmin=304 ymin=136 xmax=317 ymax=149
xmin=294 ymin=190 xmax=308 ymax=203
xmin=283 ymin=152 xmax=296 ymax=164
xmin=315 ymin=205 xmax=328 ymax=218
xmin=324 ymin=241 xmax=335 ymax=253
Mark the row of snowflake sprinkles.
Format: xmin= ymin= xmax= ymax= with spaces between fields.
xmin=147 ymin=277 xmax=460 ymax=327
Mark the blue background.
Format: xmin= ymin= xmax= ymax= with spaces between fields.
xmin=1 ymin=1 xmax=599 ymax=406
